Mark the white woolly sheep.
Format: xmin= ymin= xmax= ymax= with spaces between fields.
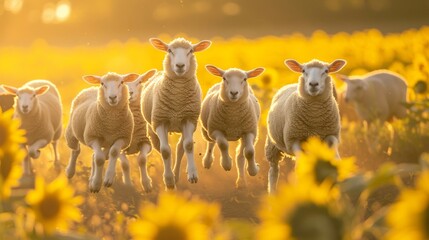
xmin=2 ymin=80 xmax=63 ymax=174
xmin=0 ymin=86 xmax=14 ymax=112
xmin=201 ymin=65 xmax=264 ymax=188
xmin=119 ymin=69 xmax=157 ymax=192
xmin=265 ymin=59 xmax=346 ymax=193
xmin=337 ymin=70 xmax=408 ymax=124
xmin=336 ymin=85 xmax=360 ymax=122
xmin=65 ymin=72 xmax=139 ymax=193
xmin=141 ymin=37 xmax=211 ymax=189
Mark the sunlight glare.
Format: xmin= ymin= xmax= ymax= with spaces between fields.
xmin=56 ymin=0 xmax=71 ymax=22
xmin=4 ymin=0 xmax=23 ymax=14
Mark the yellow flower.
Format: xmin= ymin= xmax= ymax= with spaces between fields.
xmin=129 ymin=193 xmax=221 ymax=240
xmin=258 ymin=67 xmax=279 ymax=89
xmin=386 ymin=172 xmax=429 ymax=240
xmin=26 ymin=176 xmax=83 ymax=235
xmin=296 ymin=137 xmax=357 ymax=185
xmin=258 ymin=181 xmax=347 ymax=240
xmin=0 ymin=109 xmax=26 ymax=156
xmin=0 ymin=145 xmax=25 ymax=199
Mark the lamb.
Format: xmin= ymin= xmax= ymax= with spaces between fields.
xmin=65 ymin=72 xmax=139 ymax=193
xmin=201 ymin=65 xmax=264 ymax=188
xmin=0 ymin=86 xmax=14 ymax=112
xmin=141 ymin=37 xmax=211 ymax=189
xmin=265 ymin=59 xmax=346 ymax=193
xmin=2 ymin=80 xmax=62 ymax=175
xmin=119 ymin=69 xmax=157 ymax=192
xmin=337 ymin=70 xmax=408 ymax=124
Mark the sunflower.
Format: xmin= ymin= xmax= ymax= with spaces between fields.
xmin=386 ymin=171 xmax=429 ymax=240
xmin=296 ymin=137 xmax=357 ymax=185
xmin=0 ymin=109 xmax=26 ymax=156
xmin=258 ymin=181 xmax=348 ymax=240
xmin=129 ymin=193 xmax=221 ymax=240
xmin=26 ymin=176 xmax=83 ymax=235
xmin=0 ymin=145 xmax=25 ymax=199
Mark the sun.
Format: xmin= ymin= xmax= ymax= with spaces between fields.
xmin=129 ymin=193 xmax=221 ymax=240
xmin=296 ymin=137 xmax=357 ymax=185
xmin=386 ymin=171 xmax=429 ymax=240
xmin=26 ymin=176 xmax=83 ymax=235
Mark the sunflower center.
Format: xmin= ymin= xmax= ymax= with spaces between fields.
xmin=261 ymin=75 xmax=272 ymax=86
xmin=39 ymin=194 xmax=61 ymax=220
xmin=424 ymin=204 xmax=429 ymax=238
xmin=314 ymin=160 xmax=338 ymax=184
xmin=154 ymin=223 xmax=188 ymax=240
xmin=289 ymin=203 xmax=343 ymax=240
xmin=0 ymin=122 xmax=9 ymax=147
xmin=0 ymin=151 xmax=13 ymax=181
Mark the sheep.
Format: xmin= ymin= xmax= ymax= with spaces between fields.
xmin=141 ymin=37 xmax=211 ymax=189
xmin=337 ymin=70 xmax=408 ymax=124
xmin=119 ymin=69 xmax=157 ymax=192
xmin=201 ymin=65 xmax=264 ymax=188
xmin=65 ymin=72 xmax=139 ymax=193
xmin=336 ymin=85 xmax=360 ymax=122
xmin=265 ymin=59 xmax=346 ymax=193
xmin=2 ymin=80 xmax=62 ymax=175
xmin=0 ymin=86 xmax=14 ymax=112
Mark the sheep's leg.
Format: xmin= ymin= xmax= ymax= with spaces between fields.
xmin=89 ymin=140 xmax=104 ymax=193
xmin=182 ymin=121 xmax=198 ymax=184
xmin=28 ymin=139 xmax=48 ymax=159
xmin=52 ymin=140 xmax=61 ymax=171
xmin=65 ymin=144 xmax=80 ymax=179
xmin=243 ymin=133 xmax=259 ymax=176
xmin=235 ymin=139 xmax=246 ymax=189
xmin=173 ymin=136 xmax=184 ymax=183
xmin=137 ymin=143 xmax=153 ymax=193
xmin=156 ymin=124 xmax=175 ymax=189
xmin=202 ymin=141 xmax=215 ymax=169
xmin=22 ymin=145 xmax=32 ymax=175
xmin=118 ymin=153 xmax=132 ymax=187
xmin=211 ymin=130 xmax=232 ymax=171
xmin=104 ymin=139 xmax=126 ymax=187
xmin=265 ymin=137 xmax=282 ymax=194
xmin=324 ymin=135 xmax=341 ymax=159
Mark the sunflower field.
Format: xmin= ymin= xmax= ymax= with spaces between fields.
xmin=1 ymin=26 xmax=429 ymax=240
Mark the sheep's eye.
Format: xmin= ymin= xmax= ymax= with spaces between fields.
xmin=324 ymin=69 xmax=328 ymax=74
xmin=222 ymin=77 xmax=226 ymax=81
xmin=302 ymin=69 xmax=305 ymax=73
xmin=244 ymin=78 xmax=247 ymax=81
xmin=188 ymin=49 xmax=194 ymax=55
xmin=121 ymin=81 xmax=124 ymax=84
xmin=168 ymin=49 xmax=173 ymax=55
xmin=101 ymin=83 xmax=104 ymax=86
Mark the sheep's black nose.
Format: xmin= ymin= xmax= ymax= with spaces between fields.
xmin=109 ymin=96 xmax=117 ymax=101
xmin=22 ymin=105 xmax=28 ymax=110
xmin=230 ymin=91 xmax=239 ymax=96
xmin=176 ymin=64 xmax=185 ymax=68
xmin=129 ymin=91 xmax=133 ymax=96
xmin=309 ymin=82 xmax=319 ymax=87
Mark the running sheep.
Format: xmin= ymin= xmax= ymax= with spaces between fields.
xmin=201 ymin=65 xmax=264 ymax=188
xmin=65 ymin=72 xmax=139 ymax=193
xmin=2 ymin=80 xmax=62 ymax=175
xmin=337 ymin=70 xmax=408 ymax=124
xmin=141 ymin=37 xmax=211 ymax=189
xmin=265 ymin=59 xmax=346 ymax=193
xmin=120 ymin=69 xmax=157 ymax=193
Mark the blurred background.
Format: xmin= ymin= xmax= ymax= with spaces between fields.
xmin=1 ymin=0 xmax=429 ymax=46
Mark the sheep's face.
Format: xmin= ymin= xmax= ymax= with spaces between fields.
xmin=344 ymin=79 xmax=367 ymax=103
xmin=1 ymin=85 xmax=49 ymax=115
xmin=285 ymin=59 xmax=347 ymax=98
xmin=126 ymin=69 xmax=157 ymax=103
xmin=206 ymin=65 xmax=264 ymax=102
xmin=83 ymin=73 xmax=140 ymax=107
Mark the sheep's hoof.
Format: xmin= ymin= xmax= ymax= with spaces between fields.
xmin=65 ymin=166 xmax=75 ymax=179
xmin=141 ymin=179 xmax=153 ymax=193
xmin=90 ymin=178 xmax=102 ymax=192
xmin=187 ymin=174 xmax=198 ymax=184
xmin=221 ymin=157 xmax=232 ymax=171
xmin=202 ymin=155 xmax=213 ymax=169
xmin=29 ymin=150 xmax=40 ymax=159
xmin=247 ymin=163 xmax=259 ymax=176
xmin=235 ymin=178 xmax=247 ymax=189
xmin=164 ymin=174 xmax=175 ymax=190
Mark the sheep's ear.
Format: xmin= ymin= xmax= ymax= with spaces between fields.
xmin=35 ymin=85 xmax=49 ymax=95
xmin=247 ymin=68 xmax=265 ymax=78
xmin=123 ymin=73 xmax=140 ymax=83
xmin=205 ymin=65 xmax=224 ymax=77
xmin=83 ymin=75 xmax=101 ymax=85
xmin=138 ymin=69 xmax=157 ymax=84
xmin=284 ymin=59 xmax=303 ymax=73
xmin=149 ymin=38 xmax=169 ymax=52
xmin=336 ymin=74 xmax=349 ymax=83
xmin=328 ymin=59 xmax=347 ymax=73
xmin=193 ymin=40 xmax=211 ymax=52
xmin=1 ymin=85 xmax=18 ymax=95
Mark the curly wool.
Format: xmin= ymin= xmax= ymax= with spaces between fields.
xmin=267 ymin=76 xmax=340 ymax=155
xmin=201 ymin=83 xmax=260 ymax=141
xmin=125 ymin=99 xmax=151 ymax=154
xmin=66 ymin=84 xmax=133 ymax=150
xmin=14 ymin=80 xmax=62 ymax=146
